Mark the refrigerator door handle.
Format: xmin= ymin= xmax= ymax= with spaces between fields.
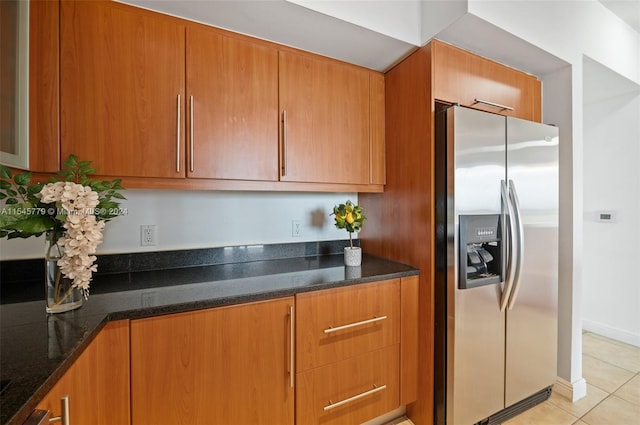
xmin=507 ymin=180 xmax=525 ymax=310
xmin=500 ymin=180 xmax=516 ymax=311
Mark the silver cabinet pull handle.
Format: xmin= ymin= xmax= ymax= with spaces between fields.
xmin=49 ymin=395 xmax=70 ymax=425
xmin=472 ymin=98 xmax=514 ymax=112
xmin=176 ymin=94 xmax=181 ymax=173
xmin=189 ymin=95 xmax=194 ymax=173
xmin=281 ymin=110 xmax=287 ymax=177
xmin=324 ymin=385 xmax=386 ymax=411
xmin=324 ymin=316 xmax=387 ymax=334
xmin=288 ymin=305 xmax=295 ymax=388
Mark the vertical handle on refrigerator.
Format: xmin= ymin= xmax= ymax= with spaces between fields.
xmin=500 ymin=180 xmax=516 ymax=311
xmin=507 ymin=180 xmax=525 ymax=310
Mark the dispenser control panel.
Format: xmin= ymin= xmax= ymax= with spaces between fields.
xmin=459 ymin=214 xmax=504 ymax=289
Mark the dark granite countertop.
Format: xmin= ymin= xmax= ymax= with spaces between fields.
xmin=0 ymin=248 xmax=418 ymax=425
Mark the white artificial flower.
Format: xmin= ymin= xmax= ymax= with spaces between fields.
xmin=38 ymin=182 xmax=106 ymax=297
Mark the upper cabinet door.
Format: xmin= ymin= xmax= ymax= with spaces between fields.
xmin=60 ymin=1 xmax=186 ymax=178
xmin=186 ymin=26 xmax=279 ymax=180
xmin=431 ymin=40 xmax=541 ymax=122
xmin=279 ymin=51 xmax=371 ymax=184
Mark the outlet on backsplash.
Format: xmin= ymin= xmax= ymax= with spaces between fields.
xmin=140 ymin=225 xmax=157 ymax=246
xmin=292 ymin=220 xmax=302 ymax=237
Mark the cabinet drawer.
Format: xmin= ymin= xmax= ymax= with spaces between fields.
xmin=296 ymin=279 xmax=400 ymax=371
xmin=296 ymin=345 xmax=400 ymax=425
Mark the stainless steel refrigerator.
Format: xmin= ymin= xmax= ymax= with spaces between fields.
xmin=433 ymin=104 xmax=559 ymax=425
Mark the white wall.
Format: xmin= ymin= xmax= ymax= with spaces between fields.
xmin=0 ymin=190 xmax=357 ymax=260
xmin=583 ymin=58 xmax=640 ymax=347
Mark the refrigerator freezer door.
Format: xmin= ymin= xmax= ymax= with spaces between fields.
xmin=504 ymin=117 xmax=559 ymax=407
xmin=448 ymin=107 xmax=506 ymax=424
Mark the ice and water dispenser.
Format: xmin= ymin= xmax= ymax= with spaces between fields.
xmin=458 ymin=214 xmax=504 ymax=289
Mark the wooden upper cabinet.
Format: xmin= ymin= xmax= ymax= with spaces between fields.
xmin=60 ymin=1 xmax=186 ymax=178
xmin=36 ymin=320 xmax=130 ymax=425
xmin=29 ymin=0 xmax=60 ymax=173
xmin=186 ymin=26 xmax=279 ymax=180
xmin=279 ymin=51 xmax=373 ymax=185
xmin=431 ymin=40 xmax=541 ymax=122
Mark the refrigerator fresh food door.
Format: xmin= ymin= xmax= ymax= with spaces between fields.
xmin=504 ymin=116 xmax=559 ymax=407
xmin=448 ymin=106 xmax=506 ymax=425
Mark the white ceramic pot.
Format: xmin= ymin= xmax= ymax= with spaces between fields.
xmin=344 ymin=246 xmax=362 ymax=267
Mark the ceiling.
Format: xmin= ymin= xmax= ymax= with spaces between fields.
xmin=598 ymin=0 xmax=640 ymax=32
xmin=118 ymin=0 xmax=636 ymax=79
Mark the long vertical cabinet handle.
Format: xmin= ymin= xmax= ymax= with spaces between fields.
xmin=49 ymin=395 xmax=70 ymax=425
xmin=499 ymin=180 xmax=516 ymax=312
xmin=507 ymin=180 xmax=525 ymax=310
xmin=189 ymin=96 xmax=194 ymax=173
xmin=288 ymin=305 xmax=294 ymax=388
xmin=281 ymin=110 xmax=287 ymax=178
xmin=176 ymin=94 xmax=181 ymax=173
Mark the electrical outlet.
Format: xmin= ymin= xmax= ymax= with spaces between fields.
xmin=292 ymin=220 xmax=302 ymax=237
xmin=140 ymin=224 xmax=157 ymax=246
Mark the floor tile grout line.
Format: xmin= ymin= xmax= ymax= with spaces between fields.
xmin=582 ymin=352 xmax=640 ymax=375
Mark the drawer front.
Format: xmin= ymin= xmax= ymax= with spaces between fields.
xmin=296 ymin=345 xmax=400 ymax=425
xmin=296 ymin=279 xmax=400 ymax=371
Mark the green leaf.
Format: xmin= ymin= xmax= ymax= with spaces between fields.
xmin=5 ymin=215 xmax=55 ymax=234
xmin=78 ymin=160 xmax=93 ymax=168
xmin=13 ymin=172 xmax=31 ymax=186
xmin=0 ymin=193 xmax=5 ymax=199
xmin=111 ymin=192 xmax=126 ymax=200
xmin=5 ymin=198 xmax=17 ymax=204
xmin=0 ymin=165 xmax=11 ymax=180
xmin=0 ymin=180 xmax=11 ymax=189
xmin=27 ymin=183 xmax=44 ymax=195
xmin=6 ymin=189 xmax=17 ymax=196
xmin=17 ymin=186 xmax=27 ymax=195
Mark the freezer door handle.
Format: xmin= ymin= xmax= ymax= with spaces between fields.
xmin=500 ymin=180 xmax=516 ymax=311
xmin=507 ymin=180 xmax=525 ymax=310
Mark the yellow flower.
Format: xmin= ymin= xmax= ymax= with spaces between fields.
xmin=346 ymin=212 xmax=354 ymax=224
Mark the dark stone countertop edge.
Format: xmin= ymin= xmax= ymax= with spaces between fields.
xmin=2 ymin=254 xmax=418 ymax=425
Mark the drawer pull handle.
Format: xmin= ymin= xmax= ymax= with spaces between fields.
xmin=324 ymin=384 xmax=387 ymax=411
xmin=49 ymin=395 xmax=70 ymax=425
xmin=324 ymin=316 xmax=387 ymax=334
xmin=472 ymin=98 xmax=514 ymax=112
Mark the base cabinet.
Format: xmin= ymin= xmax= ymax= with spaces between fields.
xmin=295 ymin=278 xmax=412 ymax=424
xmin=35 ymin=320 xmax=130 ymax=425
xmin=28 ymin=277 xmax=417 ymax=425
xmin=130 ymin=297 xmax=295 ymax=425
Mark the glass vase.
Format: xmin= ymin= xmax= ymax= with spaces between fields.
xmin=45 ymin=230 xmax=82 ymax=314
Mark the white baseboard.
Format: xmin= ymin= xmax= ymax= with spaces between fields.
xmin=554 ymin=377 xmax=587 ymax=402
xmin=583 ymin=319 xmax=640 ymax=347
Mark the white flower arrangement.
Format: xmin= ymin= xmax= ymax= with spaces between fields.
xmin=0 ymin=155 xmax=125 ymax=299
xmin=38 ymin=182 xmax=107 ymax=297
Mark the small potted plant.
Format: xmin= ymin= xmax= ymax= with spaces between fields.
xmin=331 ymin=200 xmax=366 ymax=266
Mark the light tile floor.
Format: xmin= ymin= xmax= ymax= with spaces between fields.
xmin=388 ymin=332 xmax=640 ymax=425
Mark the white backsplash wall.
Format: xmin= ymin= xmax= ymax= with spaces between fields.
xmin=0 ymin=190 xmax=358 ymax=260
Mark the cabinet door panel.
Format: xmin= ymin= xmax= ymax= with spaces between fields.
xmin=296 ymin=279 xmax=400 ymax=371
xmin=296 ymin=345 xmax=400 ymax=425
xmin=432 ymin=40 xmax=541 ymax=121
xmin=279 ymin=51 xmax=370 ymax=184
xmin=36 ymin=321 xmax=130 ymax=425
xmin=60 ymin=1 xmax=185 ymax=178
xmin=187 ymin=26 xmax=278 ymax=180
xmin=131 ymin=298 xmax=294 ymax=425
